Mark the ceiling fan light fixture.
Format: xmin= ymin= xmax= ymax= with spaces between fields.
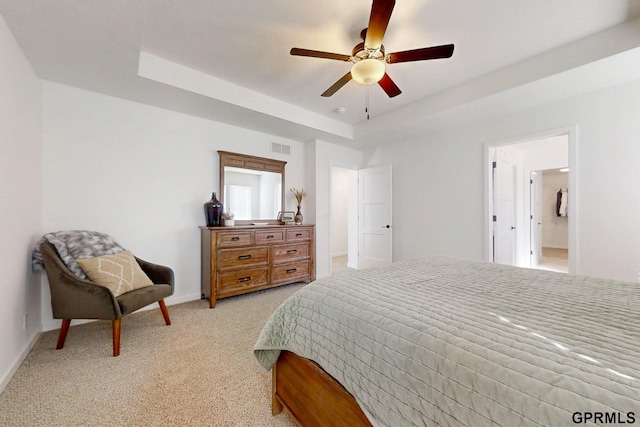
xmin=351 ymin=59 xmax=385 ymax=85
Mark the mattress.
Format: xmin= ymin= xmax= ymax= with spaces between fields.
xmin=254 ymin=257 xmax=640 ymax=426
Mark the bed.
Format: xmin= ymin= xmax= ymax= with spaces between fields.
xmin=254 ymin=256 xmax=640 ymax=426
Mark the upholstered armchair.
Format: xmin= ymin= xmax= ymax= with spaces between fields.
xmin=39 ymin=242 xmax=174 ymax=357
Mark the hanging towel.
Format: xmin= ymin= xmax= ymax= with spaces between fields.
xmin=557 ymin=188 xmax=568 ymax=217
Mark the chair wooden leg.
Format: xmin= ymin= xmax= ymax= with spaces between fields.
xmin=158 ymin=299 xmax=171 ymax=325
xmin=56 ymin=319 xmax=71 ymax=350
xmin=112 ymin=318 xmax=121 ymax=357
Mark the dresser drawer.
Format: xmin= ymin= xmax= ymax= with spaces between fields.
xmin=256 ymin=229 xmax=285 ymax=245
xmin=217 ymin=247 xmax=268 ymax=268
xmin=218 ymin=267 xmax=269 ymax=294
xmin=217 ymin=231 xmax=253 ymax=248
xmin=286 ymin=228 xmax=312 ymax=242
xmin=272 ymin=243 xmax=310 ymax=262
xmin=272 ymin=260 xmax=310 ymax=284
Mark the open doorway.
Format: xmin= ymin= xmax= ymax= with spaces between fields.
xmin=330 ymin=167 xmax=358 ymax=274
xmin=330 ymin=164 xmax=393 ymax=274
xmin=530 ymin=168 xmax=569 ymax=272
xmin=487 ymin=131 xmax=575 ymax=273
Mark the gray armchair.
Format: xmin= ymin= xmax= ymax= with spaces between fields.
xmin=40 ymin=242 xmax=174 ymax=357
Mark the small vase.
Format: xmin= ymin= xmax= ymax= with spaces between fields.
xmin=224 ymin=219 xmax=235 ymax=226
xmin=294 ymin=207 xmax=303 ymax=225
xmin=204 ymin=192 xmax=223 ymax=227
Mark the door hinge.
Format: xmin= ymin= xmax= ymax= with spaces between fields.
xmin=530 ymin=179 xmax=533 ymax=184
xmin=492 ymin=161 xmax=497 ymax=168
xmin=530 ymin=250 xmax=533 ymax=255
xmin=530 ymin=215 xmax=533 ymax=220
xmin=492 ymin=215 xmax=497 ymax=222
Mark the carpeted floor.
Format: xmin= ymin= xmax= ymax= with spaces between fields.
xmin=536 ymin=247 xmax=569 ymax=273
xmin=0 ymin=283 xmax=306 ymax=426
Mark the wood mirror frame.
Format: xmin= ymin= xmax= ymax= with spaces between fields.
xmin=218 ymin=151 xmax=286 ymax=225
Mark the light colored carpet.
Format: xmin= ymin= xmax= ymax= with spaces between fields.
xmin=0 ymin=284 xmax=305 ymax=426
xmin=331 ymin=255 xmax=354 ymax=274
xmin=537 ymin=247 xmax=569 ymax=273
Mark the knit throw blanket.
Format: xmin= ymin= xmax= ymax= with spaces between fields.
xmin=32 ymin=230 xmax=125 ymax=279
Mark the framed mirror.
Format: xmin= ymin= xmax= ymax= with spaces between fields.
xmin=218 ymin=151 xmax=286 ymax=224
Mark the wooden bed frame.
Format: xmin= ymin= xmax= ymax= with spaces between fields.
xmin=272 ymin=351 xmax=373 ymax=427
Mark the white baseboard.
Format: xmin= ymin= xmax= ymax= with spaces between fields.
xmin=0 ymin=331 xmax=40 ymax=394
xmin=166 ymin=292 xmax=202 ymax=305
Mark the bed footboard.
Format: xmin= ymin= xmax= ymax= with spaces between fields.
xmin=272 ymin=351 xmax=372 ymax=427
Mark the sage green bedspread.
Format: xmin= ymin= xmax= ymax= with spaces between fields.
xmin=254 ymin=257 xmax=640 ymax=426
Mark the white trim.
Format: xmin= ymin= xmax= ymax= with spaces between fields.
xmin=0 ymin=331 xmax=40 ymax=394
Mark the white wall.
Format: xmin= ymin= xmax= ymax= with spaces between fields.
xmin=364 ymin=78 xmax=640 ymax=283
xmin=40 ymin=81 xmax=307 ymax=330
xmin=0 ymin=15 xmax=43 ymax=391
xmin=331 ymin=167 xmax=349 ymax=257
xmin=521 ymin=135 xmax=569 ymax=171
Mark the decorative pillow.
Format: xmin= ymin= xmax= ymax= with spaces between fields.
xmin=77 ymin=250 xmax=154 ymax=297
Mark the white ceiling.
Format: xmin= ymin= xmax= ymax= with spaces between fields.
xmin=2 ymin=0 xmax=640 ymax=147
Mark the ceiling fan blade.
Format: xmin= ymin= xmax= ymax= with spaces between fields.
xmin=378 ymin=73 xmax=401 ymax=97
xmin=321 ymin=72 xmax=353 ymax=97
xmin=290 ymin=48 xmax=351 ymax=62
xmin=386 ymin=44 xmax=455 ymax=64
xmin=364 ymin=0 xmax=395 ymax=51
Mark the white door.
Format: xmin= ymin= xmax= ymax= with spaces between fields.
xmin=494 ymin=150 xmax=516 ymax=265
xmin=529 ymin=171 xmax=542 ymax=267
xmin=358 ymin=165 xmax=392 ymax=269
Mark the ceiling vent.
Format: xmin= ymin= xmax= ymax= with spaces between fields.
xmin=271 ymin=142 xmax=291 ymax=155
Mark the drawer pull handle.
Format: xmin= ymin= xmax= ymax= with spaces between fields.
xmin=286 ymin=249 xmax=298 ymax=254
xmin=267 ymin=235 xmax=274 ymax=239
xmin=296 ymin=233 xmax=303 ymax=237
xmin=238 ymin=255 xmax=252 ymax=260
xmin=286 ymin=268 xmax=298 ymax=274
xmin=231 ymin=237 xmax=240 ymax=241
xmin=237 ymin=276 xmax=252 ymax=283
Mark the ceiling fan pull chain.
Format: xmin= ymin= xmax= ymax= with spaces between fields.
xmin=366 ymin=88 xmax=370 ymax=120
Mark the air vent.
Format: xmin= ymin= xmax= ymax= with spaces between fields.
xmin=271 ymin=142 xmax=291 ymax=155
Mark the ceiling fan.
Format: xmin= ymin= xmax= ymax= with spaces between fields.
xmin=290 ymin=0 xmax=454 ymax=98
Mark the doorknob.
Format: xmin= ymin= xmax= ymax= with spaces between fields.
xmin=382 ymin=225 xmax=391 ymax=228
xmin=511 ymin=226 xmax=516 ymax=230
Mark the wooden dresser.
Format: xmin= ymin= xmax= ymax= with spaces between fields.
xmin=200 ymin=224 xmax=315 ymax=308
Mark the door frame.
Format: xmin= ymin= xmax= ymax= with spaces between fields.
xmin=493 ymin=148 xmax=518 ymax=265
xmin=329 ymin=166 xmax=359 ymax=272
xmin=484 ymin=125 xmax=578 ymax=274
xmin=529 ymin=170 xmax=542 ymax=267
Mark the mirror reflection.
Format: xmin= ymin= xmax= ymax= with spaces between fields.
xmin=223 ymin=167 xmax=282 ymax=220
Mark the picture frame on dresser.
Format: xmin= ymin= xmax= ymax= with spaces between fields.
xmin=277 ymin=211 xmax=295 ymax=224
